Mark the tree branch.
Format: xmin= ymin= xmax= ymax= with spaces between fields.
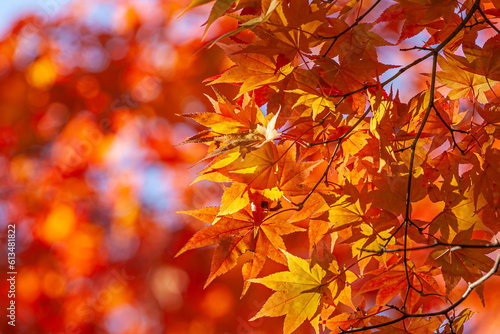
xmin=359 ymin=239 xmax=500 ymax=254
xmin=321 ymin=0 xmax=382 ymax=58
xmin=338 ymin=253 xmax=500 ymax=333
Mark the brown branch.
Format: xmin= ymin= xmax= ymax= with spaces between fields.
xmin=309 ymin=107 xmax=371 ymax=146
xmin=338 ymin=253 xmax=500 ymax=333
xmin=321 ymin=0 xmax=382 ymax=58
xmin=393 ymin=0 xmax=482 ymax=311
xmin=359 ymin=239 xmax=500 ymax=254
xmin=432 ymin=105 xmax=467 ymax=154
xmin=477 ymin=6 xmax=500 ymax=35
xmin=400 ymin=46 xmax=433 ymax=52
xmin=298 ymin=139 xmax=340 ymax=207
xmin=399 ymin=51 xmax=438 ymax=308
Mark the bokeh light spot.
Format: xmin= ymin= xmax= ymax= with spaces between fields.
xmin=18 ymin=268 xmax=41 ymax=303
xmin=26 ymin=56 xmax=57 ymax=89
xmin=200 ymin=283 xmax=235 ymax=319
xmin=42 ymin=204 xmax=77 ymax=243
xmin=76 ymin=75 xmax=100 ymax=99
xmin=43 ymin=270 xmax=67 ymax=298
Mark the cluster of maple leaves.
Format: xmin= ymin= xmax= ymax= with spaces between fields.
xmin=177 ymin=0 xmax=500 ymax=333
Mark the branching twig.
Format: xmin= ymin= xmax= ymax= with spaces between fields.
xmin=400 ymin=46 xmax=433 ymax=52
xmin=432 ymin=105 xmax=467 ymax=154
xmin=359 ymin=239 xmax=500 ymax=254
xmin=321 ymin=0 xmax=382 ymax=58
xmin=338 ymin=253 xmax=500 ymax=333
xmin=477 ymin=6 xmax=500 ymax=35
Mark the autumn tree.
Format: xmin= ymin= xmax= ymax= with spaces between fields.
xmin=176 ymin=0 xmax=500 ymax=333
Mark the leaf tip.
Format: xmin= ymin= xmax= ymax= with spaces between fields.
xmin=174 ymin=248 xmax=185 ymax=258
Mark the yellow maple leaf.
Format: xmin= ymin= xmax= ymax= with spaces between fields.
xmin=249 ymin=251 xmax=326 ymax=334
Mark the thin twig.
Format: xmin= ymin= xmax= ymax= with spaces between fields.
xmin=359 ymin=239 xmax=500 ymax=254
xmin=477 ymin=6 xmax=500 ymax=35
xmin=338 ymin=253 xmax=500 ymax=333
xmin=321 ymin=0 xmax=382 ymax=57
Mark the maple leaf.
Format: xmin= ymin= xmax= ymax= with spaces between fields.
xmin=276 ymin=143 xmax=322 ymax=196
xmin=219 ymin=182 xmax=250 ymax=216
xmin=369 ymin=92 xmax=398 ymax=171
xmin=249 ymin=251 xmax=326 ymax=334
xmin=370 ymin=172 xmax=427 ymax=217
xmin=376 ymin=0 xmax=457 ymax=43
xmin=241 ymin=0 xmax=328 ymax=63
xmin=427 ymin=226 xmax=495 ymax=304
xmin=459 ymin=34 xmax=500 ymax=82
xmin=203 ymin=0 xmax=282 ymax=47
xmin=255 ymin=109 xmax=281 ymax=145
xmin=449 ymin=309 xmax=475 ymax=334
xmin=325 ymin=306 xmax=388 ymax=333
xmin=288 ymin=89 xmax=336 ymax=120
xmin=211 ymin=142 xmax=279 ymax=189
xmin=175 ymin=210 xmax=255 ymax=286
xmin=210 ymin=42 xmax=294 ymax=97
xmin=324 ymin=192 xmax=367 ymax=239
xmin=243 ymin=212 xmax=306 ymax=295
xmin=325 ymin=23 xmax=392 ymax=63
xmin=358 ymin=262 xmax=441 ymax=311
xmin=436 ymin=52 xmax=496 ymax=104
xmin=269 ymin=0 xmax=327 ymax=52
xmin=266 ymin=67 xmax=322 ymax=117
xmin=176 ymin=206 xmax=304 ymax=290
xmin=178 ymin=0 xmax=215 ymax=17
xmin=425 ymin=94 xmax=470 ymax=153
xmin=178 ymin=206 xmax=220 ymax=224
xmin=349 ymin=223 xmax=395 ymax=262
xmin=477 ymin=102 xmax=500 ymax=125
xmin=324 ymin=313 xmax=360 ymax=333
xmin=468 ymin=146 xmax=500 ymax=209
xmin=372 ymin=311 xmax=443 ymax=334
xmin=181 ymin=93 xmax=264 ymax=163
xmin=204 ymin=0 xmax=237 ymax=37
xmin=317 ymin=57 xmax=396 ymax=97
xmin=287 ymin=192 xmax=330 ymax=224
xmin=429 ymin=176 xmax=488 ymax=241
xmin=183 ymin=91 xmax=285 ymax=169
